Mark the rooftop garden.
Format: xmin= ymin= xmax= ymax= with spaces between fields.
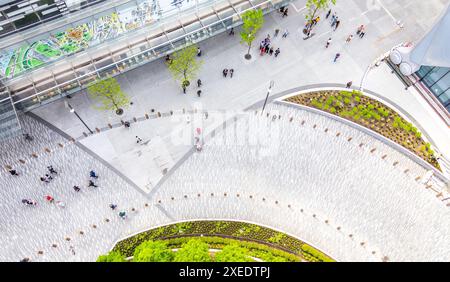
xmin=98 ymin=220 xmax=334 ymax=262
xmin=285 ymin=90 xmax=440 ymax=170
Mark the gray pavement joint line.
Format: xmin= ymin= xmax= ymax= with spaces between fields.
xmin=154 ymin=203 xmax=176 ymax=221
xmin=147 ymin=114 xmax=242 ymax=200
xmin=26 ymin=111 xmax=148 ymax=198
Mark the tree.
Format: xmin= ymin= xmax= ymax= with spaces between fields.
xmin=173 ymin=239 xmax=211 ymax=262
xmin=240 ymin=9 xmax=264 ymax=60
xmin=133 ymin=240 xmax=174 ymax=262
xmin=87 ymin=77 xmax=130 ymax=115
xmin=304 ymin=0 xmax=336 ymax=34
xmin=96 ymin=251 xmax=126 ymax=262
xmin=166 ymin=45 xmax=203 ymax=91
xmin=215 ymin=244 xmax=253 ymax=262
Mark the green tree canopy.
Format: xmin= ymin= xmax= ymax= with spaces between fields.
xmin=214 ymin=243 xmax=253 ymax=262
xmin=305 ymin=0 xmax=337 ymax=30
xmin=240 ymin=9 xmax=264 ymax=57
xmin=96 ymin=251 xmax=126 ymax=262
xmin=87 ymin=77 xmax=130 ymax=113
xmin=166 ymin=45 xmax=203 ymax=89
xmin=173 ymin=239 xmax=211 ymax=262
xmin=133 ymin=241 xmax=174 ymax=262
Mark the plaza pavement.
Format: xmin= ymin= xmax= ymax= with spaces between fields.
xmin=1 ymin=0 xmax=449 ymax=261
xmin=32 ymin=0 xmax=450 ymax=193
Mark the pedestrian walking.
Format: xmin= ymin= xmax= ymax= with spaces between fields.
xmin=88 ymin=180 xmax=98 ymax=188
xmin=69 ymin=246 xmax=76 ymax=256
xmin=197 ymin=79 xmax=202 ymax=87
xmin=229 ymin=69 xmax=234 ymax=78
xmin=197 ymin=90 xmax=202 ymax=97
xmin=182 ymin=85 xmax=186 ymax=94
xmin=345 ymin=34 xmax=353 ymax=43
xmin=359 ymin=30 xmax=366 ymax=38
xmin=119 ymin=211 xmax=127 ymax=219
xmin=274 ymin=28 xmax=280 ymax=37
xmin=124 ymin=121 xmax=131 ymax=128
xmin=223 ymin=68 xmax=228 ymax=78
xmin=282 ymin=29 xmax=289 ymax=38
xmin=331 ymin=14 xmax=337 ymax=26
xmin=197 ymin=47 xmax=202 ymax=57
xmin=269 ymin=47 xmax=274 ymax=56
xmin=334 ymin=53 xmax=341 ymax=62
xmin=73 ymin=185 xmax=81 ymax=192
xmin=40 ymin=176 xmax=50 ymax=183
xmin=44 ymin=195 xmax=54 ymax=203
xmin=47 ymin=166 xmax=57 ymax=175
xmin=9 ymin=169 xmax=19 ymax=176
xmin=314 ymin=16 xmax=320 ymax=25
xmin=326 ymin=9 xmax=331 ymax=19
xmin=136 ymin=136 xmax=142 ymax=144
xmin=356 ymin=24 xmax=364 ymax=35
xmin=282 ymin=8 xmax=288 ymax=17
xmin=229 ymin=27 xmax=234 ymax=36
xmin=274 ymin=48 xmax=280 ymax=57
xmin=265 ymin=44 xmax=270 ymax=53
xmin=346 ymin=81 xmax=353 ymax=88
xmin=325 ymin=37 xmax=332 ymax=48
xmin=334 ymin=20 xmax=341 ymax=31
xmin=22 ymin=199 xmax=37 ymax=206
xmin=109 ymin=203 xmax=118 ymax=210
xmin=45 ymin=174 xmax=53 ymax=181
xmin=90 ymin=170 xmax=98 ymax=179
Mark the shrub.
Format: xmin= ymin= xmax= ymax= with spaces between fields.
xmin=344 ymin=98 xmax=351 ymax=105
xmin=97 ymin=251 xmax=126 ymax=262
xmin=215 ymin=244 xmax=253 ymax=262
xmin=301 ymin=245 xmax=333 ymax=262
xmin=133 ymin=240 xmax=174 ymax=262
xmin=329 ymin=107 xmax=337 ymax=114
xmin=354 ymin=96 xmax=361 ymax=102
xmin=174 ymin=239 xmax=212 ymax=262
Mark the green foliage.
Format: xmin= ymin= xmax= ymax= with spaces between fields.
xmin=215 ymin=243 xmax=253 ymax=262
xmin=268 ymin=232 xmax=286 ymax=244
xmin=133 ymin=241 xmax=174 ymax=262
xmin=87 ymin=78 xmax=130 ymax=112
xmin=174 ymin=239 xmax=212 ymax=262
xmin=305 ymin=0 xmax=337 ymax=22
xmin=354 ymin=96 xmax=361 ymax=102
xmin=96 ymin=251 xmax=126 ymax=262
xmin=166 ymin=44 xmax=203 ymax=88
xmin=301 ymin=244 xmax=334 ymax=262
xmin=344 ymin=97 xmax=351 ymax=105
xmin=240 ymin=9 xmax=264 ymax=55
xmin=329 ymin=107 xmax=337 ymax=114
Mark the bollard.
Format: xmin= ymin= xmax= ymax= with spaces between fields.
xmin=324 ymin=128 xmax=328 ymax=133
xmin=262 ymin=198 xmax=266 ymax=201
xmin=151 ymin=109 xmax=155 ymax=113
xmin=393 ymin=161 xmax=399 ymax=166
xmin=58 ymin=143 xmax=64 ymax=148
xmin=170 ymin=110 xmax=174 ymax=115
xmin=171 ymin=197 xmax=174 ymax=200
xmin=211 ymin=193 xmax=214 ymax=196
xmin=301 ymin=120 xmax=305 ymax=125
xmin=382 ymin=155 xmax=387 ymax=159
xmin=79 ymin=231 xmax=84 ymax=235
xmin=157 ymin=112 xmax=161 ymax=117
xmin=145 ymin=114 xmax=149 ymax=119
xmin=52 ymin=244 xmax=57 ymax=248
xmin=288 ymin=204 xmax=291 ymax=208
xmin=19 ymin=159 xmax=25 ymax=164
xmin=133 ymin=117 xmax=137 ymax=122
xmin=337 ymin=226 xmax=341 ymax=230
xmin=289 ymin=117 xmax=293 ymax=122
xmin=347 ymin=137 xmax=352 ymax=142
xmin=415 ymin=176 xmax=421 ymax=181
xmin=313 ymin=124 xmax=317 ymax=129
xmin=224 ymin=193 xmax=227 ymax=196
xmin=359 ymin=143 xmax=364 ymax=147
xmin=404 ymin=169 xmax=409 ymax=173
xmin=95 ymin=128 xmax=100 ymax=133
xmin=92 ymin=225 xmax=97 ymax=229
xmin=300 ymin=209 xmax=304 ymax=212
xmin=236 ymin=194 xmax=240 ymax=197
xmin=249 ymin=195 xmax=253 ymax=199
xmin=70 ymin=138 xmax=76 ymax=143
xmin=336 ymin=132 xmax=341 ymax=137
xmin=275 ymin=201 xmax=278 ymax=204
xmin=44 ymin=148 xmax=51 ymax=153
xmin=184 ymin=195 xmax=187 ymax=198
xmin=83 ymin=132 xmax=88 ymax=137
xmin=65 ymin=237 xmax=71 ymax=241
xmin=370 ymin=148 xmax=376 ymax=153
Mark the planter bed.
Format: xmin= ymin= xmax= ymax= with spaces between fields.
xmin=110 ymin=220 xmax=334 ymax=262
xmin=285 ymin=90 xmax=440 ymax=170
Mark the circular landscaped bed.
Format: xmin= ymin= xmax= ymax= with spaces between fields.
xmin=98 ymin=220 xmax=334 ymax=262
xmin=285 ymin=90 xmax=440 ymax=170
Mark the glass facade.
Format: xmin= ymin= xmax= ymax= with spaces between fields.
xmin=0 ymin=0 xmax=292 ymax=114
xmin=415 ymin=66 xmax=450 ymax=113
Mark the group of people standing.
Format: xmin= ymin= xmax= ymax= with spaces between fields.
xmin=259 ymin=35 xmax=281 ymax=58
